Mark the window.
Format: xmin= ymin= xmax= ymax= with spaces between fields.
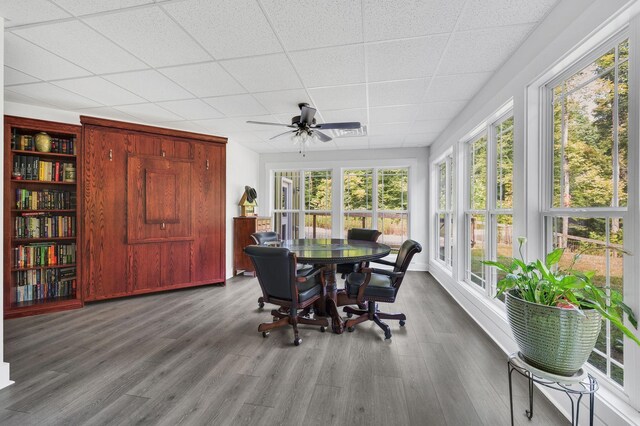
xmin=434 ymin=155 xmax=454 ymax=267
xmin=273 ymin=170 xmax=332 ymax=239
xmin=545 ymin=37 xmax=628 ymax=387
xmin=464 ymin=112 xmax=514 ymax=295
xmin=343 ymin=167 xmax=409 ymax=250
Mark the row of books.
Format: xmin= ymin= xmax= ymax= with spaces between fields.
xmin=13 ymin=155 xmax=76 ymax=182
xmin=11 ymin=131 xmax=76 ymax=155
xmin=12 ymin=243 xmax=76 ymax=269
xmin=14 ymin=214 xmax=76 ymax=239
xmin=15 ymin=270 xmax=76 ymax=302
xmin=15 ymin=188 xmax=76 ymax=210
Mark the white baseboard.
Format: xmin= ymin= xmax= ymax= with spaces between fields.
xmin=0 ymin=362 xmax=13 ymax=390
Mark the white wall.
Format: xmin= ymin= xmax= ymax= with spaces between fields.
xmin=225 ymin=141 xmax=260 ymax=278
xmin=258 ymin=146 xmax=430 ymax=269
xmin=427 ymin=0 xmax=640 ymax=424
xmin=0 ymin=18 xmax=12 ymax=392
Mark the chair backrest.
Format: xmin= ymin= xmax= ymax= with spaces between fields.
xmin=391 ymin=239 xmax=423 ymax=291
xmin=251 ymin=231 xmax=280 ymax=245
xmin=347 ymin=228 xmax=382 ymax=242
xmin=244 ymin=245 xmax=296 ymax=301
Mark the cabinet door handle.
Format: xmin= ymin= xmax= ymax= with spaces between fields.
xmin=162 ymin=150 xmax=166 ymax=157
xmin=109 ymin=149 xmax=113 ymax=161
xmin=206 ymin=159 xmax=210 ymax=170
xmin=161 ymin=222 xmax=166 ymax=230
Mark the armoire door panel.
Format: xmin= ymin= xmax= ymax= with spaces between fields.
xmin=82 ymin=126 xmax=130 ymax=301
xmin=128 ymin=244 xmax=161 ymax=293
xmin=127 ymin=155 xmax=193 ymax=243
xmin=161 ymin=242 xmax=192 ymax=286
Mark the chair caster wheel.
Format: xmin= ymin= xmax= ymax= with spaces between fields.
xmin=294 ymin=338 xmax=302 ymax=346
xmin=262 ymin=331 xmax=269 ymax=338
xmin=320 ymin=326 xmax=326 ymax=333
xmin=399 ymin=320 xmax=405 ymax=326
xmin=384 ymin=330 xmax=392 ymax=340
xmin=346 ymin=312 xmax=353 ymax=318
xmin=258 ymin=302 xmax=264 ymax=309
xmin=347 ymin=326 xmax=355 ymax=332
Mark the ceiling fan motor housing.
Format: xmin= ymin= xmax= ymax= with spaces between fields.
xmin=292 ymin=115 xmax=316 ymax=126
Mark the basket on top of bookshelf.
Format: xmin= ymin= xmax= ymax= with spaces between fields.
xmin=3 ymin=116 xmax=83 ymax=318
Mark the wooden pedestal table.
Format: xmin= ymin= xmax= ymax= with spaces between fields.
xmin=280 ymin=238 xmax=391 ymax=334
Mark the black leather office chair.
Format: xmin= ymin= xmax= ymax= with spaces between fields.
xmin=340 ymin=239 xmax=422 ymax=340
xmin=245 ymin=245 xmax=328 ymax=346
xmin=337 ymin=228 xmax=382 ymax=278
xmin=250 ymin=231 xmax=279 ymax=245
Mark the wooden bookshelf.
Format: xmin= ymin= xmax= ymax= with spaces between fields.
xmin=4 ymin=116 xmax=83 ymax=318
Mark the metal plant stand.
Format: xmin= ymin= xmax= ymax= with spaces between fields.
xmin=507 ymin=352 xmax=598 ymax=426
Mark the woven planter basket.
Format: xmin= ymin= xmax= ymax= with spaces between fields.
xmin=505 ymin=290 xmax=601 ymax=376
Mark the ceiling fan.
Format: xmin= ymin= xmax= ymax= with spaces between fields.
xmin=246 ymin=103 xmax=361 ymax=154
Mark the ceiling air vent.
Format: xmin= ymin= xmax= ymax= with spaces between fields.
xmin=330 ymin=125 xmax=367 ymax=138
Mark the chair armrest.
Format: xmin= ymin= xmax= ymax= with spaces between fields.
xmin=360 ymin=267 xmax=404 ymax=279
xmin=371 ymin=258 xmax=396 ymax=267
xmin=296 ymin=266 xmax=323 ymax=282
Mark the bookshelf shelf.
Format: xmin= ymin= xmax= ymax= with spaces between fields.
xmin=4 ymin=115 xmax=83 ymax=319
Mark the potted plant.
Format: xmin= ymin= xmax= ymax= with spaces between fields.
xmin=483 ymin=237 xmax=640 ymax=376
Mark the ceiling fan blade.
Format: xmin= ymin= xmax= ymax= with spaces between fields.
xmin=313 ymin=130 xmax=332 ymax=143
xmin=313 ymin=122 xmax=361 ymax=130
xmin=300 ymin=105 xmax=317 ymax=124
xmin=247 ymin=120 xmax=296 ymax=128
xmin=270 ymin=130 xmax=296 ymax=140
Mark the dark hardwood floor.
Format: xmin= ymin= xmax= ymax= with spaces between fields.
xmin=0 ymin=272 xmax=567 ymax=425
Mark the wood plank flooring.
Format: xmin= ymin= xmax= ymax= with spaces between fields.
xmin=0 ymin=272 xmax=568 ymax=425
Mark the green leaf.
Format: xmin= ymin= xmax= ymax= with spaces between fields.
xmin=545 ymin=248 xmax=564 ymax=267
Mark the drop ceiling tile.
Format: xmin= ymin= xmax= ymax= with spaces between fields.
xmin=104 ymin=70 xmax=193 ymax=102
xmin=363 ymin=0 xmax=465 ymax=42
xmin=457 ymin=0 xmax=559 ymax=30
xmin=113 ymin=103 xmax=183 ymax=123
xmin=366 ymin=35 xmax=448 ymax=82
xmin=159 ymin=62 xmax=246 ymax=98
xmin=162 ymin=0 xmax=282 ymax=59
xmin=308 ymin=84 xmax=367 ymax=111
xmin=290 ymin=45 xmax=365 ymax=88
xmin=0 ymin=0 xmax=70 ymax=27
xmin=368 ymin=79 xmax=426 ymax=107
xmin=203 ymin=94 xmax=268 ymax=117
xmin=320 ymin=108 xmax=368 ymax=126
xmin=196 ymin=115 xmax=280 ymax=134
xmin=156 ymin=99 xmax=224 ymax=120
xmin=311 ymin=141 xmax=339 ymax=151
xmin=75 ymin=106 xmax=139 ymax=122
xmin=7 ymin=82 xmax=101 ymax=110
xmin=13 ymin=20 xmax=147 ymax=74
xmin=220 ymin=54 xmax=302 ymax=92
xmin=84 ymin=6 xmax=210 ymax=67
xmin=252 ymin=90 xmax=311 ymax=115
xmin=403 ymin=133 xmax=439 ymax=147
xmin=252 ymin=129 xmax=290 ymax=141
xmin=411 ymin=119 xmax=449 ymax=134
xmin=368 ymin=123 xmax=409 ymax=136
xmin=369 ymin=105 xmax=418 ymax=124
xmin=53 ymin=77 xmax=146 ymax=106
xmin=51 ymin=0 xmax=153 ymax=16
xmin=154 ymin=120 xmax=210 ymax=134
xmin=415 ymin=101 xmax=467 ymax=121
xmin=260 ymin=0 xmax=362 ymax=50
xmin=236 ymin=141 xmax=275 ymax=153
xmin=5 ymin=67 xmax=39 ymax=86
xmin=424 ymin=73 xmax=492 ymax=102
xmin=4 ymin=89 xmax=58 ymax=109
xmin=369 ymin=135 xmax=405 ymax=147
xmin=225 ymin=132 xmax=264 ymax=144
xmin=438 ymin=25 xmax=535 ymax=75
xmin=335 ymin=137 xmax=369 ymax=149
xmin=5 ymin=33 xmax=91 ymax=81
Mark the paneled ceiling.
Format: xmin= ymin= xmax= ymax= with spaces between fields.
xmin=1 ymin=0 xmax=559 ymax=153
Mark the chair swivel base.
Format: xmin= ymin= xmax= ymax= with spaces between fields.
xmin=343 ymin=302 xmax=406 ymax=340
xmin=258 ymin=309 xmax=328 ymax=346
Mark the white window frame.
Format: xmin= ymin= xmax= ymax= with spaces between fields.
xmin=541 ymin=30 xmax=631 ymax=391
xmin=433 ymin=151 xmax=454 ymax=270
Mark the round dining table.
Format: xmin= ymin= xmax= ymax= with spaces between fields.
xmin=280 ymin=238 xmax=391 ymax=333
